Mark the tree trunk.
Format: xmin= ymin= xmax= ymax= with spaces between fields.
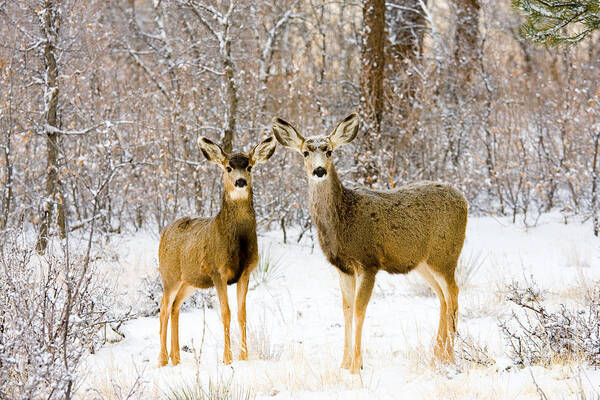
xmin=360 ymin=0 xmax=385 ymax=137
xmin=221 ymin=3 xmax=237 ymax=155
xmin=592 ymin=132 xmax=600 ymax=236
xmin=1 ymin=42 xmax=15 ymax=231
xmin=36 ymin=0 xmax=65 ymax=253
xmin=358 ymin=0 xmax=385 ymax=187
xmin=454 ymin=0 xmax=481 ymax=84
xmin=386 ymin=0 xmax=425 ymax=117
xmin=222 ymin=39 xmax=237 ymax=154
xmin=1 ymin=133 xmax=12 ymax=231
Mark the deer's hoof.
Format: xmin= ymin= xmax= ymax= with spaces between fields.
xmin=349 ymin=358 xmax=363 ymax=375
xmin=340 ymin=358 xmax=351 ymax=369
xmin=158 ymin=355 xmax=169 ymax=368
xmin=434 ymin=342 xmax=454 ymax=364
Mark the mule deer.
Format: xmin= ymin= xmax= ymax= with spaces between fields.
xmin=272 ymin=114 xmax=468 ymax=374
xmin=157 ymin=135 xmax=277 ymax=367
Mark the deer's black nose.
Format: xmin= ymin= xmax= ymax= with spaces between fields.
xmin=313 ymin=167 xmax=327 ymax=178
xmin=234 ymin=178 xmax=247 ymax=188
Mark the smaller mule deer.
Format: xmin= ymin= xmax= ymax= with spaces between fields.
xmin=272 ymin=114 xmax=468 ymax=374
xmin=157 ymin=135 xmax=276 ymax=367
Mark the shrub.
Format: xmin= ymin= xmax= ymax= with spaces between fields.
xmin=500 ymin=280 xmax=600 ymax=367
xmin=138 ymin=274 xmax=215 ymax=317
xmin=454 ymin=332 xmax=496 ymax=368
xmin=0 ymin=233 xmax=116 ymax=400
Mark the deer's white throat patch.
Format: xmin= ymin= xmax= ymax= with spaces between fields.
xmin=310 ymin=174 xmax=328 ymax=183
xmin=229 ymin=187 xmax=249 ymax=200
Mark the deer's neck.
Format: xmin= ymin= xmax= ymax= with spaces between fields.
xmin=308 ymin=166 xmax=345 ymax=228
xmin=216 ymin=189 xmax=256 ymax=230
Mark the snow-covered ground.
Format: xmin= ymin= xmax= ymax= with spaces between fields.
xmin=80 ymin=214 xmax=600 ymax=399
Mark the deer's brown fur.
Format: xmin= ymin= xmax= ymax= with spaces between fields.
xmin=157 ymin=136 xmax=276 ymax=367
xmin=272 ymin=114 xmax=468 ymax=374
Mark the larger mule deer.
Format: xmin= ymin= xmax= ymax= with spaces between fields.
xmin=272 ymin=114 xmax=468 ymax=374
xmin=157 ymin=135 xmax=277 ymax=367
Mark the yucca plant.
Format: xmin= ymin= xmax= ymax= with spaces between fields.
xmin=165 ymin=376 xmax=253 ymax=400
xmin=456 ymin=249 xmax=487 ymax=289
xmin=249 ymin=245 xmax=285 ymax=290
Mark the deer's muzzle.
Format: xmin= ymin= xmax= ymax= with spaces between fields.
xmin=313 ymin=167 xmax=327 ymax=178
xmin=234 ymin=178 xmax=247 ymax=188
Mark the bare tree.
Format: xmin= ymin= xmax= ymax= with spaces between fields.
xmin=386 ymin=0 xmax=426 ymax=116
xmin=183 ymin=0 xmax=239 ymax=153
xmin=454 ymin=0 xmax=481 ymax=84
xmin=35 ymin=0 xmax=66 ymax=252
xmin=360 ymin=0 xmax=385 ymax=136
xmin=0 ymin=41 xmax=16 ymax=231
xmin=358 ymin=0 xmax=385 ymax=186
xmin=590 ymin=128 xmax=600 ymax=236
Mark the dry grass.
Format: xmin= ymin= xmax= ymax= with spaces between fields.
xmin=460 ymin=289 xmax=504 ymax=320
xmin=76 ymin=359 xmax=148 ymax=400
xmin=558 ymin=268 xmax=600 ymax=304
xmin=564 ymin=244 xmax=592 ymax=269
xmin=402 ymin=274 xmax=437 ymax=298
xmin=249 ymin=344 xmax=373 ymax=393
xmin=247 ymin=313 xmax=283 ymax=361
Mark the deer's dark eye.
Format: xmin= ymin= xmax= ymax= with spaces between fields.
xmin=247 ymin=166 xmax=252 ymax=172
xmin=226 ymin=166 xmax=232 ymax=172
xmin=303 ymin=151 xmax=309 ymax=157
xmin=326 ymin=151 xmax=332 ymax=157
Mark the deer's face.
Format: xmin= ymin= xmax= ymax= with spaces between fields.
xmin=221 ymin=153 xmax=253 ymax=199
xmin=272 ymin=113 xmax=360 ymax=183
xmin=301 ymin=136 xmax=333 ymax=182
xmin=197 ymin=136 xmax=277 ymax=201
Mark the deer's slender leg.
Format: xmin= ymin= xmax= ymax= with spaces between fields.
xmin=445 ymin=275 xmax=459 ymax=351
xmin=236 ymin=270 xmax=251 ymax=361
xmin=170 ymin=283 xmax=196 ymax=365
xmin=432 ymin=269 xmax=459 ymax=362
xmin=416 ymin=263 xmax=448 ymax=360
xmin=338 ymin=270 xmax=356 ymax=369
xmin=350 ymin=270 xmax=375 ymax=374
xmin=158 ymin=281 xmax=182 ymax=367
xmin=214 ymin=276 xmax=233 ymax=365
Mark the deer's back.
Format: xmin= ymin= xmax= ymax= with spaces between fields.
xmin=316 ymin=181 xmax=468 ymax=275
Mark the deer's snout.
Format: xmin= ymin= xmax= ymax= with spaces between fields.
xmin=313 ymin=167 xmax=327 ymax=178
xmin=234 ymin=178 xmax=247 ymax=188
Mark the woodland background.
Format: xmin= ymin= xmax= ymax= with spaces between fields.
xmin=1 ymin=0 xmax=600 ymax=250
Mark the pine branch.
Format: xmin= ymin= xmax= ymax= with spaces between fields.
xmin=513 ymin=0 xmax=600 ymax=45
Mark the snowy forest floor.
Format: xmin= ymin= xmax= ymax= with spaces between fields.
xmin=77 ymin=214 xmax=600 ymax=399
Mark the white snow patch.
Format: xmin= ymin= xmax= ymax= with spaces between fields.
xmin=79 ymin=213 xmax=600 ymax=399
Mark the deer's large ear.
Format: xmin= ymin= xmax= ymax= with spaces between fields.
xmin=250 ymin=135 xmax=277 ymax=165
xmin=271 ymin=117 xmax=304 ymax=152
xmin=329 ymin=113 xmax=359 ymax=148
xmin=197 ymin=136 xmax=226 ymax=164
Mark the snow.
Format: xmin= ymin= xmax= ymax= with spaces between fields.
xmin=79 ymin=213 xmax=600 ymax=399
